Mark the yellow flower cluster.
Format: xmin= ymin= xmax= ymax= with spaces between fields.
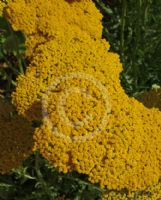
xmin=102 ymin=180 xmax=161 ymax=200
xmin=5 ymin=0 xmax=103 ymax=57
xmin=0 ymin=98 xmax=34 ymax=174
xmin=34 ymin=90 xmax=161 ymax=191
xmin=102 ymin=191 xmax=132 ymax=200
xmin=13 ymin=37 xmax=161 ymax=191
xmin=12 ymin=35 xmax=120 ymax=121
xmin=0 ymin=0 xmax=10 ymax=15
xmin=5 ymin=0 xmax=161 ymax=195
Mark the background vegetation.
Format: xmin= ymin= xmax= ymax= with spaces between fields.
xmin=0 ymin=0 xmax=161 ymax=199
xmin=95 ymin=0 xmax=161 ymax=97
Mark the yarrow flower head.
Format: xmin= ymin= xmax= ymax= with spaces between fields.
xmin=0 ymin=0 xmax=10 ymax=15
xmin=102 ymin=181 xmax=161 ymax=200
xmin=5 ymin=0 xmax=161 ymax=193
xmin=12 ymin=34 xmax=161 ymax=191
xmin=5 ymin=0 xmax=103 ymax=57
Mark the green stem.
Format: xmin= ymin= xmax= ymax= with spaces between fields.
xmin=60 ymin=174 xmax=107 ymax=193
xmin=94 ymin=0 xmax=113 ymax=15
xmin=7 ymin=19 xmax=25 ymax=75
xmin=120 ymin=0 xmax=127 ymax=61
xmin=17 ymin=56 xmax=24 ymax=74
xmin=132 ymin=0 xmax=142 ymax=88
xmin=35 ymin=152 xmax=52 ymax=200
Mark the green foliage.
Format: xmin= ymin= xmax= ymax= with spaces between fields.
xmin=95 ymin=0 xmax=161 ymax=96
xmin=0 ymin=16 xmax=26 ymax=97
xmin=0 ymin=153 xmax=103 ymax=200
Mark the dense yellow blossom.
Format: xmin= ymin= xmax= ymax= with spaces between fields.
xmin=0 ymin=1 xmax=5 ymax=15
xmin=0 ymin=0 xmax=10 ymax=15
xmin=12 ymin=34 xmax=161 ymax=191
xmin=137 ymin=181 xmax=161 ymax=200
xmin=102 ymin=191 xmax=132 ymax=200
xmin=5 ymin=0 xmax=103 ymax=57
xmin=6 ymin=0 xmax=161 ymax=194
xmin=0 ymin=98 xmax=34 ymax=174
xmin=102 ymin=180 xmax=161 ymax=200
xmin=33 ymin=92 xmax=161 ymax=191
xmin=12 ymin=34 xmax=119 ymax=121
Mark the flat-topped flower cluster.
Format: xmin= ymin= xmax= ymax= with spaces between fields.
xmin=0 ymin=0 xmax=160 ymax=198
